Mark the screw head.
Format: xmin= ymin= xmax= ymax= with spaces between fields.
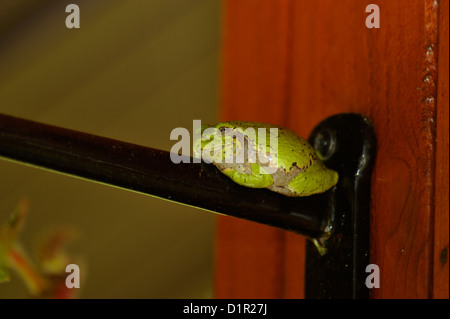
xmin=313 ymin=129 xmax=337 ymax=161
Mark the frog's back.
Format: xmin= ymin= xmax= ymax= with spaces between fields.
xmin=215 ymin=121 xmax=317 ymax=172
xmin=214 ymin=121 xmax=274 ymax=130
xmin=276 ymin=127 xmax=317 ymax=172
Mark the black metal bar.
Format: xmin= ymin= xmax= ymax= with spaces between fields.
xmin=0 ymin=112 xmax=377 ymax=298
xmin=305 ymin=113 xmax=377 ymax=299
xmin=0 ymin=113 xmax=330 ymax=239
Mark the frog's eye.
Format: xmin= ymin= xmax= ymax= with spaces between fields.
xmin=219 ymin=127 xmax=227 ymax=133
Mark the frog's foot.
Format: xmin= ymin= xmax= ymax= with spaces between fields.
xmin=222 ymin=163 xmax=273 ymax=188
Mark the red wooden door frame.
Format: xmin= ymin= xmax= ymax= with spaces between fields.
xmin=215 ymin=0 xmax=448 ymax=299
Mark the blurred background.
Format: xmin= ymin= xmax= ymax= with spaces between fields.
xmin=0 ymin=0 xmax=220 ymax=298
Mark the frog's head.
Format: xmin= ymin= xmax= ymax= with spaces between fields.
xmin=193 ymin=123 xmax=225 ymax=162
xmin=193 ymin=124 xmax=211 ymax=159
xmin=193 ymin=122 xmax=246 ymax=163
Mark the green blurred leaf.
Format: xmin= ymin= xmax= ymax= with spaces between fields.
xmin=0 ymin=199 xmax=28 ymax=284
xmin=0 ymin=266 xmax=10 ymax=283
xmin=6 ymin=199 xmax=28 ymax=240
xmin=0 ymin=244 xmax=10 ymax=283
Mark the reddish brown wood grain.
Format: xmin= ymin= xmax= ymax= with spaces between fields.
xmin=288 ymin=0 xmax=440 ymax=298
xmin=215 ymin=0 xmax=304 ymax=299
xmin=216 ymin=0 xmax=446 ymax=298
xmin=434 ymin=0 xmax=449 ymax=299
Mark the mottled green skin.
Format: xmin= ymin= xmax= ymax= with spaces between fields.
xmin=194 ymin=121 xmax=338 ymax=197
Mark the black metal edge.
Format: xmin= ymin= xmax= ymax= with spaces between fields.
xmin=305 ymin=113 xmax=377 ymax=299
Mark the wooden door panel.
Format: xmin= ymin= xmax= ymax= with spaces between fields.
xmin=434 ymin=0 xmax=449 ymax=299
xmin=215 ymin=0 xmax=304 ymax=299
xmin=216 ymin=0 xmax=448 ymax=298
xmin=289 ymin=0 xmax=440 ymax=299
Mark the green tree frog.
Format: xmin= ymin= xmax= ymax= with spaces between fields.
xmin=193 ymin=121 xmax=338 ymax=197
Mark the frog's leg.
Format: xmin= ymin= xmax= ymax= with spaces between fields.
xmin=287 ymin=162 xmax=338 ymax=196
xmin=222 ymin=163 xmax=273 ymax=188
